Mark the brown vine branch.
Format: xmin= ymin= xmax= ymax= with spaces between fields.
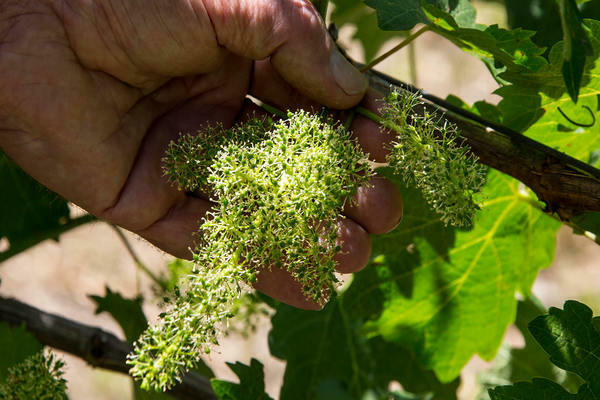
xmin=366 ymin=68 xmax=600 ymax=220
xmin=0 ymin=296 xmax=217 ymax=400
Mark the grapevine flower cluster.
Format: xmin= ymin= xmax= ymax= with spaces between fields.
xmin=128 ymin=111 xmax=371 ymax=391
xmin=128 ymin=90 xmax=487 ymax=391
xmin=0 ymin=351 xmax=67 ymax=400
xmin=381 ymin=90 xmax=487 ymax=228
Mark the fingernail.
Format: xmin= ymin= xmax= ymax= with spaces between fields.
xmin=330 ymin=50 xmax=368 ymax=96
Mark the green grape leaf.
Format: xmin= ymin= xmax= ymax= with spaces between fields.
xmin=424 ymin=13 xmax=547 ymax=80
xmin=310 ymin=0 xmax=329 ymax=18
xmin=496 ymin=19 xmax=600 ymax=162
xmin=505 ymin=0 xmax=600 ymax=55
xmin=269 ymin=294 xmax=459 ymax=400
xmin=489 ymin=378 xmax=577 ymax=400
xmin=330 ymin=0 xmax=405 ymax=62
xmin=505 ymin=0 xmax=564 ymax=50
xmin=133 ymin=384 xmax=173 ymax=400
xmin=529 ymin=301 xmax=600 ymax=385
xmin=477 ymin=298 xmax=582 ymax=399
xmin=210 ymin=359 xmax=273 ymax=400
xmin=191 ymin=359 xmax=216 ymax=382
xmin=0 ymin=322 xmax=42 ymax=382
xmin=364 ymin=0 xmax=475 ymax=31
xmin=364 ymin=0 xmax=428 ymax=31
xmin=445 ymin=95 xmax=503 ymax=124
xmin=362 ymin=169 xmax=560 ymax=382
xmin=489 ymin=300 xmax=600 ymax=399
xmin=570 ymin=211 xmax=600 ymax=241
xmin=0 ymin=150 xmax=70 ymax=259
xmin=423 ymin=0 xmax=477 ymax=28
xmin=366 ymin=0 xmax=546 ymax=80
xmin=89 ymin=287 xmax=147 ymax=343
xmin=558 ymin=0 xmax=593 ymax=102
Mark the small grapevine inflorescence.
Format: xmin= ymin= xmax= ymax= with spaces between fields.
xmin=0 ymin=351 xmax=68 ymax=399
xmin=381 ymin=89 xmax=487 ymax=228
xmin=128 ymin=89 xmax=487 ymax=391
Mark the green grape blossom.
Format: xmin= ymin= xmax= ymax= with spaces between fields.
xmin=381 ymin=89 xmax=487 ymax=228
xmin=128 ymin=111 xmax=371 ymax=391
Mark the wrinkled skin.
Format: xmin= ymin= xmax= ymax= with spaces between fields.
xmin=0 ymin=0 xmax=403 ymax=309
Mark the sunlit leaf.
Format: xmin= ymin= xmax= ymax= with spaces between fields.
xmin=362 ymin=169 xmax=559 ymax=382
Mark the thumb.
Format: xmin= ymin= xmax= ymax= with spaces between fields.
xmin=203 ymin=0 xmax=368 ymax=109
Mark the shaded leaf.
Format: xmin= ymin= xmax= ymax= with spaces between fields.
xmin=445 ymin=95 xmax=503 ymax=124
xmin=426 ymin=16 xmax=547 ymax=81
xmin=505 ymin=0 xmax=600 ymax=51
xmin=133 ymin=385 xmax=172 ymax=400
xmin=570 ymin=211 xmax=600 ymax=240
xmin=89 ymin=286 xmax=147 ymax=343
xmin=559 ymin=0 xmax=593 ymax=102
xmin=0 ymin=322 xmax=42 ymax=382
xmin=310 ymin=0 xmax=329 ymax=18
xmin=364 ymin=0 xmax=429 ymax=31
xmin=489 ymin=378 xmax=575 ymax=400
xmin=210 ymin=359 xmax=273 ymax=400
xmin=366 ymin=0 xmax=546 ymax=81
xmin=477 ymin=298 xmax=582 ymax=399
xmin=489 ymin=300 xmax=600 ymax=399
xmin=192 ymin=360 xmax=216 ymax=382
xmin=505 ymin=0 xmax=564 ymax=50
xmin=330 ymin=0 xmax=405 ymax=62
xmin=529 ymin=301 xmax=600 ymax=385
xmin=269 ymin=293 xmax=458 ymax=399
xmin=0 ymin=150 xmax=70 ymax=258
xmin=365 ymin=0 xmax=475 ymax=31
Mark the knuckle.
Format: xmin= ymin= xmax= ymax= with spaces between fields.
xmin=211 ymin=0 xmax=284 ymax=58
xmin=206 ymin=0 xmax=324 ymax=59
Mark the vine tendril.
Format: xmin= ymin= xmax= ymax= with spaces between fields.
xmin=557 ymin=105 xmax=596 ymax=128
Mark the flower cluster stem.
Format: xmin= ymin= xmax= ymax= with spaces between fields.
xmin=254 ymin=100 xmax=287 ymax=118
xmin=355 ymin=106 xmax=384 ymax=124
xmin=111 ymin=224 xmax=167 ymax=293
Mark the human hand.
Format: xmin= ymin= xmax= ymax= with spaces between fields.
xmin=0 ymin=0 xmax=402 ymax=308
